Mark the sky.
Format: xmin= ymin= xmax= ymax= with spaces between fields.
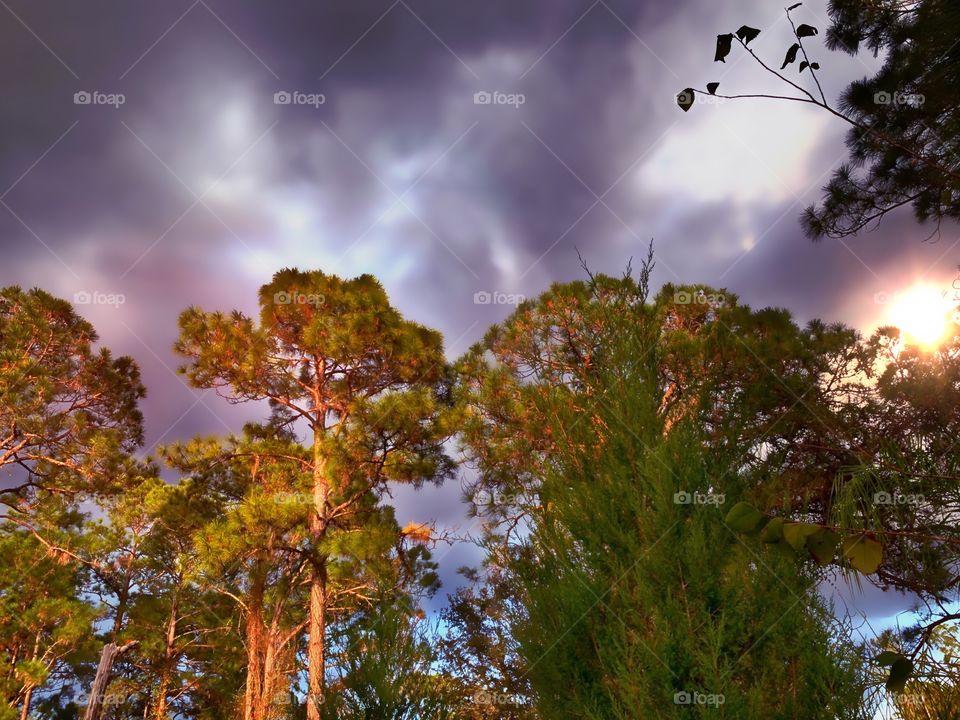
xmin=1 ymin=0 xmax=957 ymax=622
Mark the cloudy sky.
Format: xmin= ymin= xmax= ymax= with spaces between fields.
xmin=1 ymin=0 xmax=955 ymax=618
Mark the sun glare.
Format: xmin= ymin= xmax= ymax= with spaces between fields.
xmin=886 ymin=284 xmax=954 ymax=350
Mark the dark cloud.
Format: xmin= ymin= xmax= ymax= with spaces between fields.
xmin=1 ymin=0 xmax=957 ymax=615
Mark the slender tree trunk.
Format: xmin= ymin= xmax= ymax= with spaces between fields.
xmin=307 ymin=425 xmax=328 ymax=720
xmin=152 ymin=590 xmax=179 ymax=720
xmin=19 ymin=633 xmax=39 ymax=720
xmin=19 ymin=685 xmax=33 ymax=720
xmin=83 ymin=641 xmax=137 ymax=720
xmin=245 ymin=563 xmax=267 ymax=720
xmin=307 ymin=569 xmax=327 ymax=719
xmin=257 ymin=630 xmax=277 ymax=720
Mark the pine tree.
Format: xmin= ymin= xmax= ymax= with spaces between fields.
xmin=514 ymin=370 xmax=869 ymax=718
xmin=457 ymin=260 xmax=874 ymax=718
xmin=0 ymin=286 xmax=144 ymax=511
xmin=0 ymin=508 xmax=97 ymax=720
xmin=174 ymin=269 xmax=454 ymax=718
xmin=163 ymin=429 xmax=313 ymax=720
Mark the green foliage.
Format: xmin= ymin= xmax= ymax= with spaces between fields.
xmin=458 ymin=260 xmax=873 ymax=719
xmin=322 ymin=608 xmax=452 ymax=720
xmin=437 ymin=569 xmax=535 ymax=720
xmin=174 ymin=269 xmax=454 ymax=715
xmin=0 ymin=524 xmax=98 ymax=716
xmin=0 ymin=286 xmax=145 ymax=508
xmin=509 ymin=343 xmax=869 ymax=719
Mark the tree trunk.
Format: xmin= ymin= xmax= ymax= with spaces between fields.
xmin=86 ymin=572 xmax=134 ymax=720
xmin=307 ymin=569 xmax=327 ymax=720
xmin=19 ymin=685 xmax=33 ymax=720
xmin=83 ymin=641 xmax=137 ymax=720
xmin=152 ymin=590 xmax=179 ymax=720
xmin=257 ymin=629 xmax=277 ymax=720
xmin=307 ymin=426 xmax=329 ymax=720
xmin=245 ymin=563 xmax=267 ymax=720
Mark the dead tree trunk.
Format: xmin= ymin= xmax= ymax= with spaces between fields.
xmin=83 ymin=641 xmax=138 ymax=720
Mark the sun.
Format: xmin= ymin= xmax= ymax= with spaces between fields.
xmin=886 ymin=284 xmax=954 ymax=350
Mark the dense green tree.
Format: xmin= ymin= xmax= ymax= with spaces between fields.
xmin=0 ymin=512 xmax=97 ymax=720
xmin=459 ymin=262 xmax=872 ymax=718
xmin=516 ymin=389 xmax=870 ymax=718
xmin=321 ymin=606 xmax=452 ymax=720
xmin=456 ymin=263 xmax=875 ymax=544
xmin=174 ymin=269 xmax=455 ymax=718
xmin=0 ymin=287 xmax=144 ymax=513
xmin=163 ymin=429 xmax=313 ymax=720
xmin=109 ymin=476 xmax=244 ymax=720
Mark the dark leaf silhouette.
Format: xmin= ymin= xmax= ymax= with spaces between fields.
xmin=677 ymin=89 xmax=695 ymax=112
xmin=886 ymin=657 xmax=913 ymax=693
xmin=715 ymin=33 xmax=734 ymax=62
xmin=706 ymin=82 xmax=720 ymax=95
xmin=796 ymin=23 xmax=818 ymax=37
xmin=736 ymin=25 xmax=761 ymax=45
xmin=874 ymin=651 xmax=902 ymax=667
xmin=781 ymin=43 xmax=801 ymax=69
xmin=787 ymin=2 xmax=802 ymax=10
xmin=799 ymin=61 xmax=821 ymax=73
